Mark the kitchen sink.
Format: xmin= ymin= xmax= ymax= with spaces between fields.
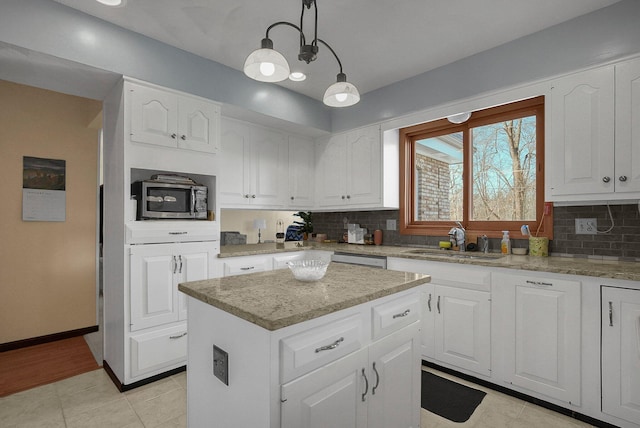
xmin=404 ymin=249 xmax=505 ymax=260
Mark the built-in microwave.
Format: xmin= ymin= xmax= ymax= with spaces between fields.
xmin=131 ymin=176 xmax=208 ymax=220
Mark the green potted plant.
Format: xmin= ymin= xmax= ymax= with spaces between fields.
xmin=293 ymin=211 xmax=313 ymax=240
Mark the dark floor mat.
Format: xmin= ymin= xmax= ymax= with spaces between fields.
xmin=421 ymin=371 xmax=486 ymax=423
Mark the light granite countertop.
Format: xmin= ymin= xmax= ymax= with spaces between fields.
xmin=219 ymin=242 xmax=640 ymax=282
xmin=178 ymin=263 xmax=430 ymax=331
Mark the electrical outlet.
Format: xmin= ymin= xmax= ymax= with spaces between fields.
xmin=386 ymin=219 xmax=397 ymax=231
xmin=213 ymin=345 xmax=229 ymax=385
xmin=575 ymin=218 xmax=597 ymax=235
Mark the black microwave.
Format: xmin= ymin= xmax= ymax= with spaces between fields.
xmin=131 ymin=178 xmax=208 ymax=220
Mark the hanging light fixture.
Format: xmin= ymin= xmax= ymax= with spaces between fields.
xmin=243 ymin=0 xmax=360 ymax=108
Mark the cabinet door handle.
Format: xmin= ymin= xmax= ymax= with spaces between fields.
xmin=372 ymin=362 xmax=380 ymax=395
xmin=173 ymin=256 xmax=177 ymax=274
xmin=346 ymin=195 xmax=351 ymax=199
xmin=361 ymin=368 xmax=369 ymax=402
xmin=525 ymin=280 xmax=553 ymax=287
xmin=427 ymin=293 xmax=432 ymax=312
xmin=609 ymin=301 xmax=613 ymax=327
xmin=392 ymin=309 xmax=411 ymax=319
xmin=170 ymin=133 xmax=177 ymax=139
xmin=178 ymin=255 xmax=183 ymax=274
xmin=180 ymin=134 xmax=186 ymax=140
xmin=290 ymin=196 xmax=294 ymax=200
xmin=602 ymin=176 xmax=611 ymax=183
xmin=244 ymin=194 xmax=249 ymax=198
xmin=315 ymin=337 xmax=344 ymax=353
xmin=252 ymin=194 xmax=256 ymax=198
xmin=619 ymin=175 xmax=628 ymax=182
xmin=437 ymin=295 xmax=441 ymax=314
xmin=240 ymin=266 xmax=255 ymax=271
xmin=169 ymin=332 xmax=187 ymax=339
xmin=341 ymin=195 xmax=346 ymax=200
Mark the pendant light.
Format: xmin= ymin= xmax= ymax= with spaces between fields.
xmin=243 ymin=0 xmax=360 ymax=107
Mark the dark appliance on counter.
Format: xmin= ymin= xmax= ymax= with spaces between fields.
xmin=131 ymin=174 xmax=208 ymax=220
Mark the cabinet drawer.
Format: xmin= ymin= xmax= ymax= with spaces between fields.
xmin=372 ymin=292 xmax=421 ymax=340
xmin=280 ymin=314 xmax=363 ymax=383
xmin=130 ymin=324 xmax=187 ymax=378
xmin=222 ymin=256 xmax=272 ymax=276
xmin=272 ymin=252 xmax=306 ymax=270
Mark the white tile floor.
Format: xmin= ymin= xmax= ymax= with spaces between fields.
xmin=0 ymin=364 xmax=595 ymax=428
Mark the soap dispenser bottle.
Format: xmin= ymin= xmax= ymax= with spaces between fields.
xmin=276 ymin=219 xmax=285 ymax=244
xmin=501 ymin=230 xmax=511 ymax=254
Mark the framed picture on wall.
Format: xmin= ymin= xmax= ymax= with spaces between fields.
xmin=22 ymin=156 xmax=66 ymax=222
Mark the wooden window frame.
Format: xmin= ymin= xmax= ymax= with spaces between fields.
xmin=399 ymin=96 xmax=552 ymax=240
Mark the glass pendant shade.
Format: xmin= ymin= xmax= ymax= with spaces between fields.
xmin=244 ymin=41 xmax=290 ymax=83
xmin=323 ymin=73 xmax=360 ymax=107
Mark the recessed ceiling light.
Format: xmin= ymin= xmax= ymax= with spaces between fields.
xmin=96 ymin=0 xmax=125 ymax=6
xmin=289 ymin=72 xmax=306 ymax=82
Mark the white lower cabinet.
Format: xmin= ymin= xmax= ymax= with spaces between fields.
xmin=602 ymin=286 xmax=640 ymax=425
xmin=388 ymin=258 xmax=491 ymax=377
xmin=424 ymin=284 xmax=491 ymax=376
xmin=492 ymin=272 xmax=581 ymax=405
xmin=129 ymin=324 xmax=188 ymax=378
xmin=128 ymin=240 xmax=216 ymax=382
xmin=281 ymin=323 xmax=420 ymax=428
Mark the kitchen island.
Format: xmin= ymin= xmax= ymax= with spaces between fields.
xmin=179 ymin=263 xmax=430 ymax=428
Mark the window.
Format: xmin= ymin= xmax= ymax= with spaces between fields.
xmin=399 ymin=96 xmax=551 ymax=239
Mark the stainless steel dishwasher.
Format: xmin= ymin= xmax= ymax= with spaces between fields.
xmin=331 ymin=251 xmax=387 ymax=269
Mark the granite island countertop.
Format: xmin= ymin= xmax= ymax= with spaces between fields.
xmin=219 ymin=242 xmax=640 ymax=282
xmin=178 ymin=263 xmax=430 ymax=331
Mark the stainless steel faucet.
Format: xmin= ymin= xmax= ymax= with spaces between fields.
xmin=449 ymin=222 xmax=466 ymax=251
xmin=479 ymin=235 xmax=489 ymax=253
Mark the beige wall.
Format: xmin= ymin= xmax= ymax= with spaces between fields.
xmin=221 ymin=210 xmax=300 ymax=244
xmin=0 ymin=80 xmax=102 ymax=344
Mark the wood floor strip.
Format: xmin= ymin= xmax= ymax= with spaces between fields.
xmin=0 ymin=336 xmax=100 ymax=397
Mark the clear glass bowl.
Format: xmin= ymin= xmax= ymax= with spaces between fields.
xmin=287 ymin=260 xmax=329 ymax=282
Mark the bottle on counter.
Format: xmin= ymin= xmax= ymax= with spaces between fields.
xmin=501 ymin=230 xmax=511 ymax=254
xmin=374 ymin=229 xmax=383 ymax=245
xmin=276 ymin=219 xmax=285 ymax=244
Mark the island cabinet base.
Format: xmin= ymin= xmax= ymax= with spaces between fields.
xmin=185 ymin=287 xmax=423 ymax=428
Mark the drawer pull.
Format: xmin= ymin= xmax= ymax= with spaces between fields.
xmin=525 ymin=280 xmax=553 ymax=287
xmin=315 ymin=337 xmax=344 ymax=353
xmin=169 ymin=332 xmax=187 ymax=339
xmin=609 ymin=301 xmax=613 ymax=327
xmin=169 ymin=231 xmax=188 ymax=235
xmin=427 ymin=294 xmax=432 ymax=312
xmin=392 ymin=309 xmax=411 ymax=319
xmin=361 ymin=368 xmax=369 ymax=402
xmin=240 ymin=266 xmax=255 ymax=271
xmin=372 ymin=362 xmax=380 ymax=395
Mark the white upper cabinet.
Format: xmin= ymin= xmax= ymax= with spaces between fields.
xmin=287 ymin=135 xmax=315 ymax=208
xmin=548 ymin=57 xmax=640 ymax=201
xmin=128 ymin=81 xmax=220 ymax=154
xmin=219 ymin=118 xmax=287 ymax=208
xmin=316 ymin=125 xmax=383 ymax=209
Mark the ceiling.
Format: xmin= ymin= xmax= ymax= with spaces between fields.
xmin=50 ymin=0 xmax=621 ymax=102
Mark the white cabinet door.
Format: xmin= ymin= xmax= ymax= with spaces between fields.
xmin=288 ymin=135 xmax=315 ymax=208
xmin=177 ymin=96 xmax=220 ymax=154
xmin=251 ymin=128 xmax=287 ymax=207
xmin=434 ymin=285 xmax=491 ymax=377
xmin=316 ymin=134 xmax=349 ymax=208
xmin=602 ymin=286 xmax=640 ymax=425
xmin=175 ymin=242 xmax=214 ymax=321
xmin=493 ymin=272 xmax=581 ymax=405
xmin=316 ymin=125 xmax=383 ymax=209
xmin=131 ymin=242 xmax=215 ymax=330
xmin=368 ymin=323 xmax=421 ymax=428
xmin=614 ymin=57 xmax=640 ymax=194
xmin=281 ymin=348 xmax=368 ymax=428
xmin=549 ymin=66 xmax=615 ymax=197
xmin=346 ymin=126 xmax=381 ymax=207
xmin=219 ymin=118 xmax=252 ymax=205
xmin=219 ymin=118 xmax=287 ymax=208
xmin=129 ymin=83 xmax=219 ymax=154
xmin=130 ymin=244 xmax=178 ymax=331
xmin=129 ymin=84 xmax=178 ymax=148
